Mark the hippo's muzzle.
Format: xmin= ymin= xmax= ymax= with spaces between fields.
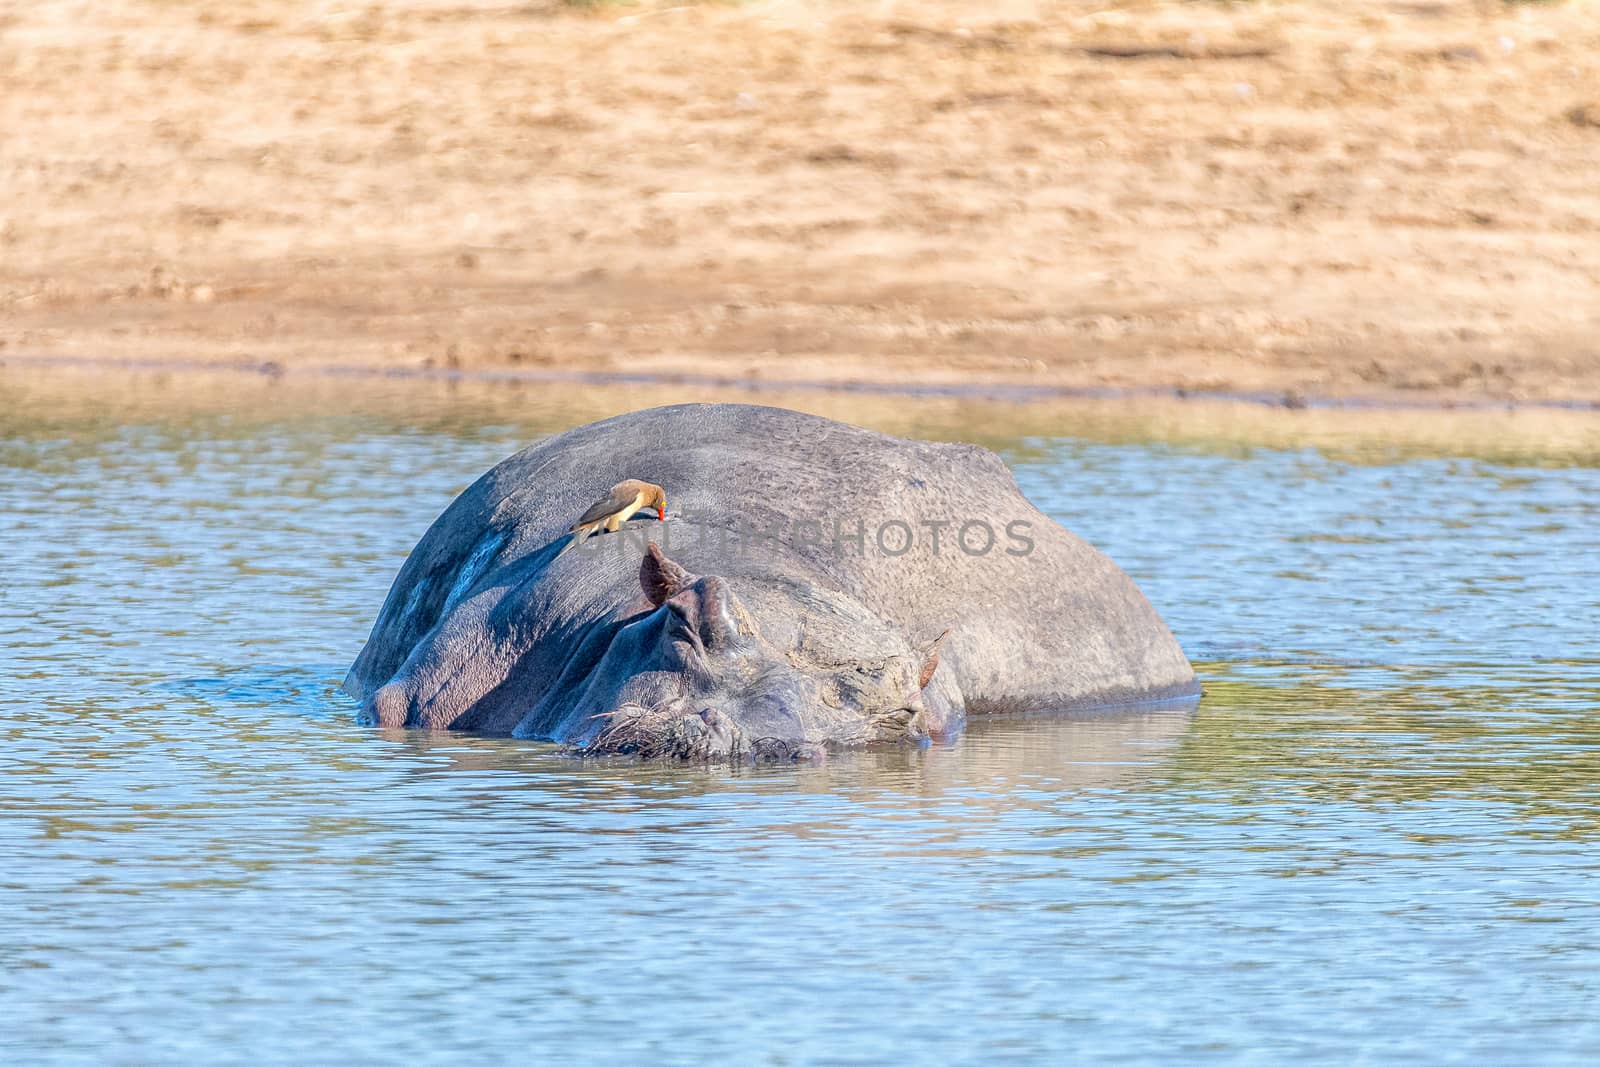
xmin=583 ymin=703 xmax=827 ymax=762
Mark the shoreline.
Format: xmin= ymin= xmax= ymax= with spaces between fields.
xmin=8 ymin=352 xmax=1599 ymax=414
xmin=10 ymin=356 xmax=1600 ymax=470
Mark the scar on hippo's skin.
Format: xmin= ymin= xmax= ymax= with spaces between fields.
xmin=442 ymin=532 xmax=505 ymax=613
xmin=558 ymin=479 xmax=667 ymax=557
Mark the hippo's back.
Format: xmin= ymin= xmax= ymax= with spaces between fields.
xmin=350 ymin=403 xmax=1197 ymax=713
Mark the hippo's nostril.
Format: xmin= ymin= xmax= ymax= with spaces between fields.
xmin=866 ymin=704 xmax=924 ymax=743
xmin=748 ymin=736 xmax=797 ymax=761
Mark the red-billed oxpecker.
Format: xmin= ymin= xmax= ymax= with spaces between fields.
xmin=559 ymin=479 xmax=667 ymax=557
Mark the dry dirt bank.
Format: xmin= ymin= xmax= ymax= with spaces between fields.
xmin=3 ymin=0 xmax=1599 ymax=404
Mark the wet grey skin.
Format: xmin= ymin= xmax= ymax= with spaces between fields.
xmin=344 ymin=403 xmax=1199 ymax=760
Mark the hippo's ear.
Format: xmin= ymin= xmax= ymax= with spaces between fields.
xmin=918 ymin=629 xmax=951 ymax=690
xmin=640 ymin=542 xmax=696 ymax=607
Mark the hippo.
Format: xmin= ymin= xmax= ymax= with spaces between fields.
xmin=344 ymin=403 xmax=1198 ymax=759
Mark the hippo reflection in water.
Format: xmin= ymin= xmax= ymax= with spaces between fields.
xmin=344 ymin=404 xmax=1198 ymax=759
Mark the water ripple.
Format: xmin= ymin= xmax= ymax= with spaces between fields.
xmin=3 ymin=400 xmax=1599 ymax=1063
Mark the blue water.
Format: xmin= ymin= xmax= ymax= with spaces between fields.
xmin=3 ymin=378 xmax=1598 ymax=1063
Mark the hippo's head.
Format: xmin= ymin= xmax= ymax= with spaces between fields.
xmin=555 ymin=544 xmax=952 ymax=760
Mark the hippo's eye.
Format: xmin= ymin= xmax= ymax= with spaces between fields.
xmin=662 ymin=600 xmax=705 ymax=654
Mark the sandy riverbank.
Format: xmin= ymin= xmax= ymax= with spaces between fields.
xmin=3 ymin=0 xmax=1598 ymax=404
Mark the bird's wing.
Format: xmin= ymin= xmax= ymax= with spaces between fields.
xmin=571 ymin=485 xmax=635 ymax=529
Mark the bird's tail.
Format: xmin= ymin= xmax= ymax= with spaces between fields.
xmin=556 ymin=524 xmax=595 ymax=559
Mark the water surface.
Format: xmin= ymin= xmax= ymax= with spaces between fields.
xmin=3 ymin=371 xmax=1598 ymax=1063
